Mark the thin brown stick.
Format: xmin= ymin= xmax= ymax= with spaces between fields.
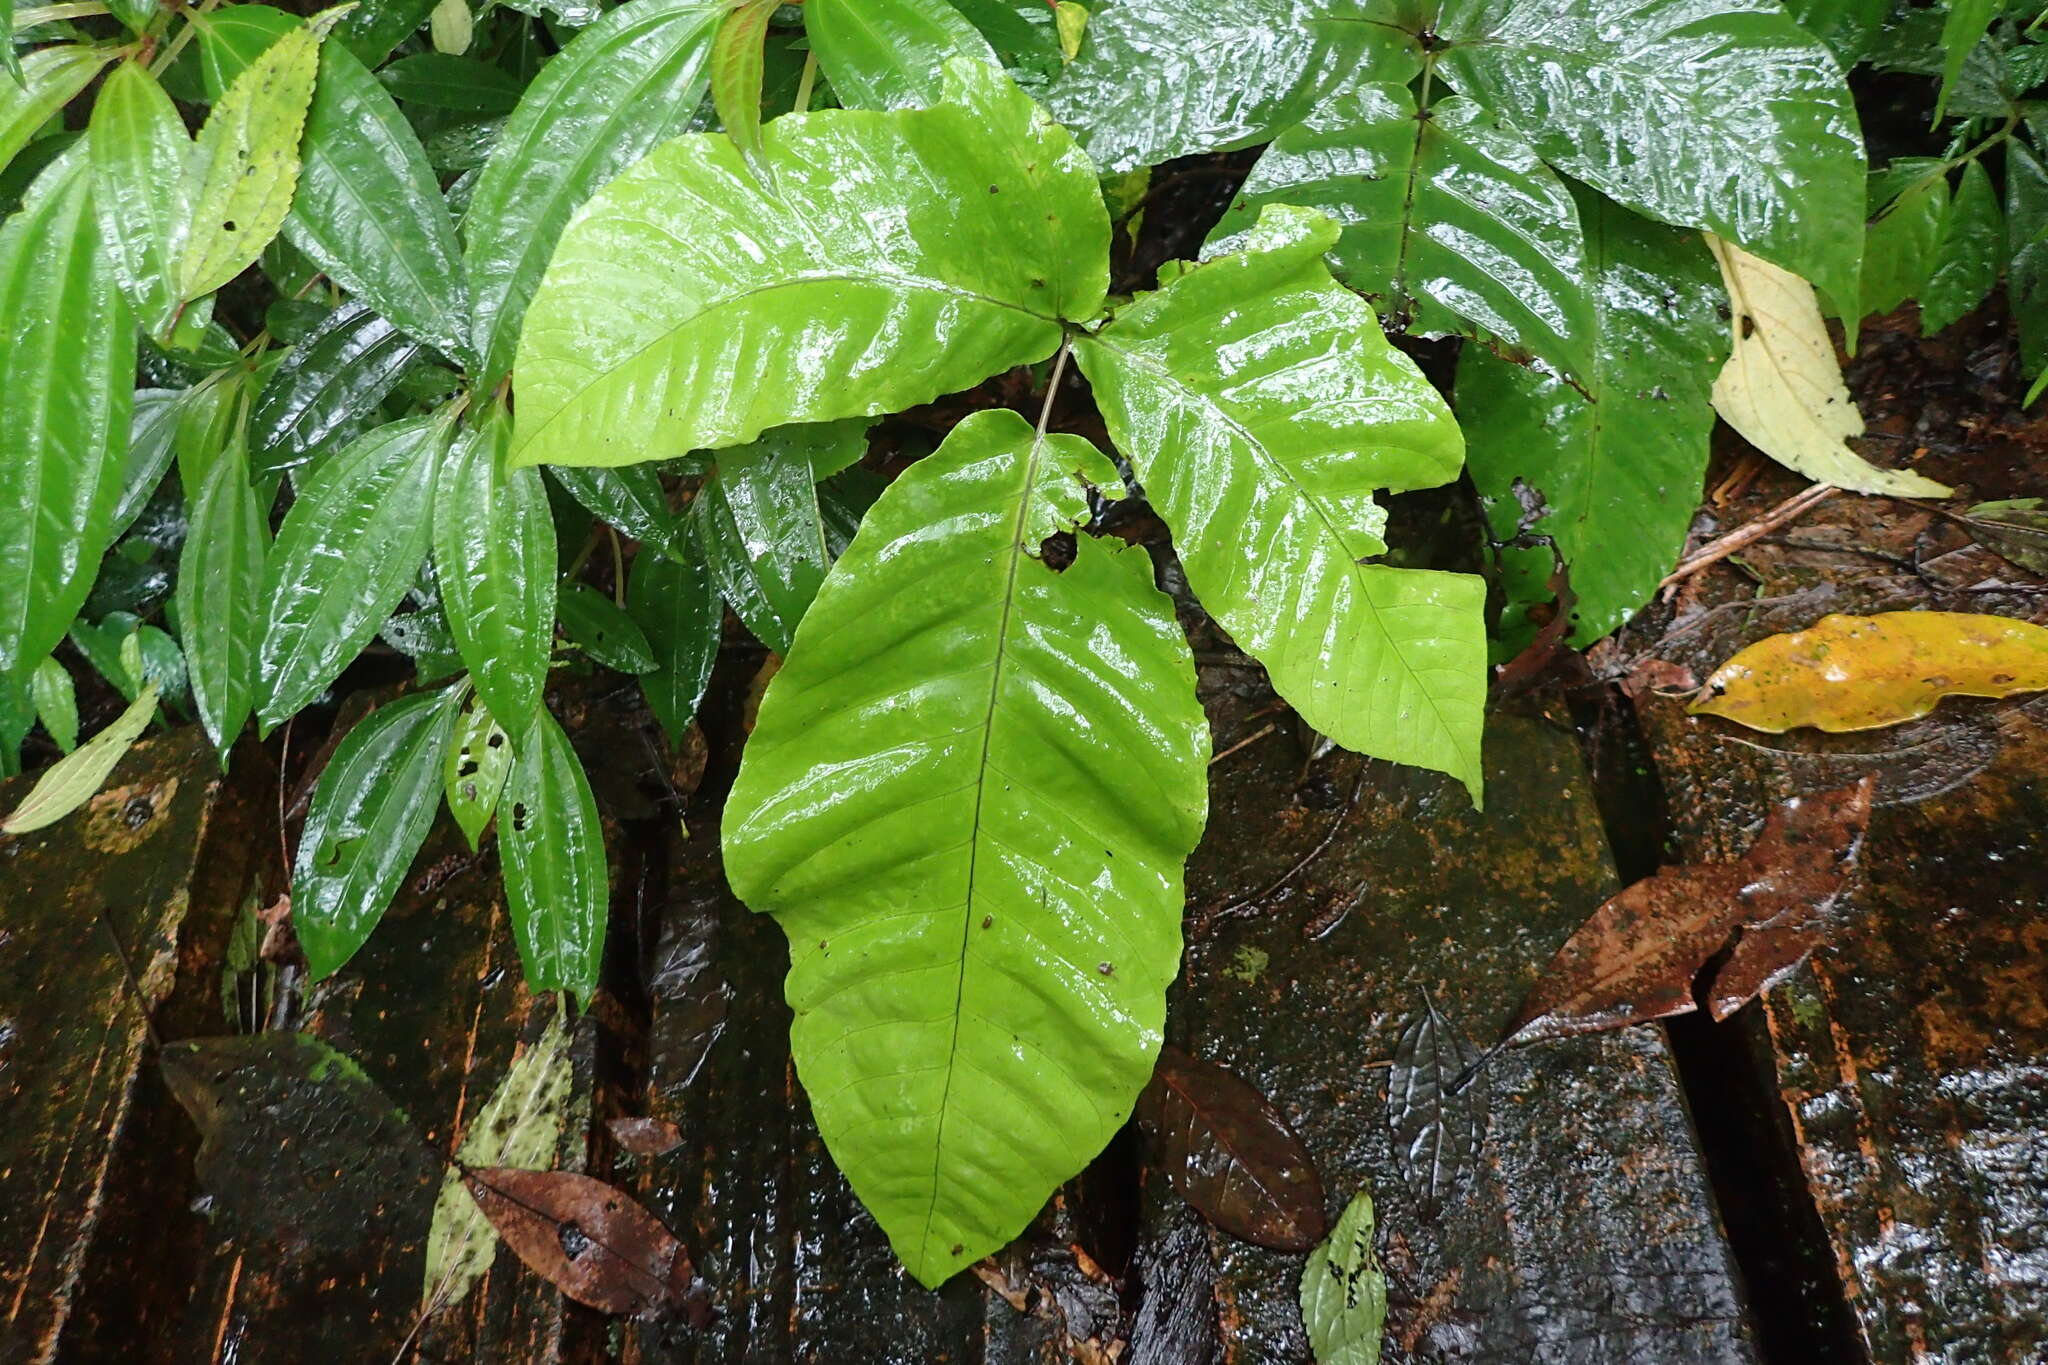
xmin=1208 ymin=721 xmax=1276 ymax=768
xmin=1659 ymin=483 xmax=1839 ymax=594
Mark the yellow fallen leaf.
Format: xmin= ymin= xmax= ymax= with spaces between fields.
xmin=1691 ymin=611 xmax=2048 ymax=732
xmin=1705 ymin=236 xmax=1952 ymax=498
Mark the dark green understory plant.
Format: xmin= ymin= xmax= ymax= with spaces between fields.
xmin=1 ymin=0 xmax=2041 ymax=1293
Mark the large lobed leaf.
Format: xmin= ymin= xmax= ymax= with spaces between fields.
xmin=1077 ymin=206 xmax=1485 ymax=802
xmin=511 ymin=60 xmax=1108 ymax=467
xmin=723 ymin=408 xmax=1209 ymax=1286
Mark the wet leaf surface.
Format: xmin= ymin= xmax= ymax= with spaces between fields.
xmin=1142 ymin=1044 xmax=1327 ymax=1252
xmin=462 ymin=1166 xmax=705 ymax=1319
xmin=1957 ymin=498 xmax=2048 ymax=576
xmin=1504 ymin=777 xmax=1874 ymax=1045
xmin=1299 ymin=1187 xmax=1385 ymax=1365
xmin=1388 ymin=996 xmax=1488 ymax=1217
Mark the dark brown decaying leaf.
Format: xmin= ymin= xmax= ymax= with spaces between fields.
xmin=1503 ymin=777 xmax=1874 ymax=1045
xmin=608 ymin=1116 xmax=684 ymax=1157
xmin=463 ymin=1166 xmax=706 ymax=1320
xmin=1389 ymin=995 xmax=1489 ymax=1216
xmin=1141 ymin=1045 xmax=1327 ymax=1251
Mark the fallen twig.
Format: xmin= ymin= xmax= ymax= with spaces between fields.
xmin=1659 ymin=483 xmax=1839 ymax=595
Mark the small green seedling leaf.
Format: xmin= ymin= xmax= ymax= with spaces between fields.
xmin=443 ymin=697 xmax=513 ymax=850
xmin=29 ymin=656 xmax=77 ymax=752
xmin=1300 ymin=1188 xmax=1387 ymax=1365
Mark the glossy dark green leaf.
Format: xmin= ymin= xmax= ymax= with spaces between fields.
xmin=1922 ymin=158 xmax=2003 ymax=334
xmin=782 ymin=417 xmax=873 ymax=480
xmin=1780 ymin=0 xmax=1887 ymax=67
xmin=1937 ymin=0 xmax=2002 ymax=121
xmin=432 ymin=409 xmax=557 ymax=726
xmin=251 ymin=300 xmax=426 ymax=473
xmin=464 ymin=0 xmax=724 ymax=390
xmin=499 ymin=708 xmax=609 ymax=1002
xmin=0 ymin=150 xmax=134 ymax=687
xmin=1862 ymin=159 xmax=1948 ymax=319
xmin=294 ymin=688 xmax=462 ymax=978
xmin=179 ymin=12 xmax=328 ymax=302
xmin=258 ymin=415 xmax=450 ymax=731
xmin=378 ymin=52 xmax=524 ymax=114
xmin=173 ymin=370 xmax=244 ymax=490
xmin=1434 ymin=0 xmax=1866 ymax=317
xmin=710 ymin=0 xmax=776 ymax=169
xmin=0 ymin=675 xmax=31 ymax=776
xmin=1207 ymin=84 xmax=1593 ymax=383
xmin=1043 ymin=0 xmax=1418 ymax=172
xmin=30 ymin=656 xmax=77 ymax=752
xmin=380 ymin=573 xmax=467 ymax=684
xmin=334 ymin=0 xmax=440 ymax=66
xmin=290 ymin=41 xmax=474 ymax=363
xmin=443 ymin=696 xmax=511 ymax=850
xmin=723 ymin=408 xmax=1208 ymax=1286
xmin=557 ymin=582 xmax=657 ymax=672
xmin=1076 ymin=206 xmax=1484 ymax=801
xmin=0 ymin=0 xmax=18 ymax=89
xmin=804 ymin=0 xmax=998 ymax=110
xmin=88 ymin=61 xmax=192 ymax=342
xmin=626 ymin=542 xmax=719 ymax=743
xmin=548 ymin=464 xmax=690 ymax=560
xmin=178 ymin=443 xmax=269 ymax=757
xmin=513 ymin=60 xmax=1106 ymax=466
xmin=1458 ymin=192 xmax=1726 ymax=650
xmin=689 ymin=432 xmax=837 ymax=654
xmin=114 ymin=388 xmax=186 ymax=539
xmin=0 ymin=46 xmax=112 ymax=180
xmin=2007 ymin=139 xmax=2048 ymax=382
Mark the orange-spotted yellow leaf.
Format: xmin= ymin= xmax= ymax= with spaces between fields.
xmin=1691 ymin=611 xmax=2048 ymax=733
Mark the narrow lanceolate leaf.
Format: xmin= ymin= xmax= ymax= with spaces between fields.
xmin=689 ymin=436 xmax=834 ymax=654
xmin=557 ymin=583 xmax=657 ymax=673
xmin=1861 ymin=159 xmax=1948 ymax=319
xmin=1043 ymin=0 xmax=1419 ymax=172
xmin=1300 ymin=1189 xmax=1387 ymax=1365
xmin=432 ymin=410 xmax=556 ymax=728
xmin=1076 ymin=206 xmax=1485 ymax=802
xmin=443 ymin=697 xmax=512 ymax=849
xmin=114 ymin=389 xmax=186 ymax=539
xmin=512 ymin=60 xmax=1107 ymax=468
xmin=30 ymin=657 xmax=77 ymax=752
xmin=2 ymin=683 xmax=159 ymax=835
xmin=464 ymin=0 xmax=725 ymax=390
xmin=179 ymin=13 xmax=329 ymax=301
xmin=258 ymin=416 xmax=449 ymax=731
xmin=2007 ymin=141 xmax=2048 ymax=385
xmin=1207 ymin=85 xmax=1593 ymax=385
xmin=88 ymin=61 xmax=192 ymax=341
xmin=0 ymin=46 xmax=113 ymax=179
xmin=1936 ymin=0 xmax=2001 ymax=121
xmin=293 ymin=688 xmax=462 ymax=977
xmin=1921 ymin=159 xmax=2002 ymax=335
xmin=1434 ymin=0 xmax=1866 ymax=315
xmin=723 ymin=408 xmax=1209 ymax=1286
xmin=1707 ymin=236 xmax=1952 ymax=497
xmin=177 ymin=445 xmax=269 ymax=757
xmin=549 ymin=465 xmax=689 ymax=561
xmin=250 ymin=301 xmax=425 ymax=473
xmin=627 ymin=543 xmax=720 ymax=744
xmin=1458 ymin=191 xmax=1725 ymax=649
xmin=499 ymin=709 xmax=609 ymax=1002
xmin=0 ymin=151 xmax=134 ymax=686
xmin=709 ymin=0 xmax=777 ymax=170
xmin=288 ymin=40 xmax=473 ymax=363
xmin=804 ymin=0 xmax=999 ymax=110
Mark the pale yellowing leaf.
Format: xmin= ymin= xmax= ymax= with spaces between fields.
xmin=1706 ymin=235 xmax=1951 ymax=498
xmin=2 ymin=683 xmax=159 ymax=834
xmin=1691 ymin=611 xmax=2048 ymax=733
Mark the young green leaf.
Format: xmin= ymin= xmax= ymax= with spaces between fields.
xmin=557 ymin=583 xmax=657 ymax=673
xmin=689 ymin=434 xmax=835 ymax=654
xmin=0 ymin=46 xmax=113 ymax=180
xmin=464 ymin=0 xmax=725 ymax=390
xmin=1207 ymin=84 xmax=1594 ymax=385
xmin=1300 ymin=1188 xmax=1387 ymax=1365
xmin=178 ymin=443 xmax=269 ymax=757
xmin=88 ymin=61 xmax=192 ymax=342
xmin=1459 ymin=191 xmax=1727 ymax=649
xmin=1861 ymin=159 xmax=1948 ymax=319
xmin=0 ymin=150 xmax=134 ymax=687
xmin=1 ymin=682 xmax=159 ymax=835
xmin=1076 ymin=206 xmax=1485 ymax=803
xmin=258 ymin=415 xmax=450 ymax=732
xmin=1921 ymin=158 xmax=2003 ymax=334
xmin=250 ymin=300 xmax=426 ymax=473
xmin=179 ymin=12 xmax=331 ymax=302
xmin=512 ymin=59 xmax=1107 ymax=467
xmin=1043 ymin=0 xmax=1418 ymax=171
xmin=293 ymin=688 xmax=462 ymax=978
xmin=172 ymin=368 xmax=244 ymax=491
xmin=1433 ymin=0 xmax=1866 ymax=319
xmin=710 ymin=0 xmax=777 ymax=171
xmin=432 ymin=410 xmax=557 ymax=727
xmin=443 ymin=696 xmax=512 ymax=849
xmin=626 ymin=543 xmax=720 ymax=744
xmin=549 ymin=465 xmax=691 ymax=561
xmin=29 ymin=656 xmax=77 ymax=752
xmin=498 ymin=708 xmax=609 ymax=1002
xmin=723 ymin=408 xmax=1209 ymax=1287
xmin=1936 ymin=0 xmax=2002 ymax=122
xmin=334 ymin=0 xmax=440 ymax=66
xmin=803 ymin=0 xmax=999 ymax=110
xmin=113 ymin=389 xmax=186 ymax=539
xmin=2008 ymin=140 xmax=2048 ymax=385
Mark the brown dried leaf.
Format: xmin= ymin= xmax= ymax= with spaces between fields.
xmin=462 ymin=1166 xmax=704 ymax=1320
xmin=1142 ymin=1045 xmax=1327 ymax=1251
xmin=608 ymin=1116 xmax=684 ymax=1157
xmin=1504 ymin=777 xmax=1874 ymax=1045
